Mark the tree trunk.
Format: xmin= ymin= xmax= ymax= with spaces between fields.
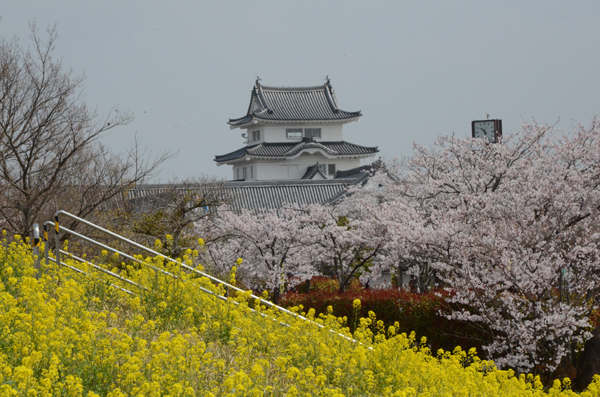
xmin=576 ymin=325 xmax=600 ymax=391
xmin=272 ymin=286 xmax=280 ymax=305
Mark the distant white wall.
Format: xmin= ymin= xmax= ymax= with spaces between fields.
xmin=264 ymin=155 xmax=360 ymax=180
xmin=233 ymin=154 xmax=361 ymax=181
xmin=232 ymin=164 xmax=260 ymax=181
xmin=244 ymin=124 xmax=345 ymax=144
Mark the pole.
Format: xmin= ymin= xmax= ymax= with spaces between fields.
xmin=44 ymin=224 xmax=49 ymax=266
xmin=54 ymin=215 xmax=60 ymax=266
xmin=33 ymin=223 xmax=40 ymax=278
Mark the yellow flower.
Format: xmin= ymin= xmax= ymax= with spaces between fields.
xmin=229 ymin=266 xmax=238 ymax=286
xmin=0 ymin=232 xmax=581 ymax=397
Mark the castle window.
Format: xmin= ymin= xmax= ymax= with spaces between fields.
xmin=286 ymin=129 xmax=302 ymax=139
xmin=304 ymin=128 xmax=321 ymax=138
xmin=328 ymin=164 xmax=336 ymax=175
xmin=251 ymin=130 xmax=260 ymax=141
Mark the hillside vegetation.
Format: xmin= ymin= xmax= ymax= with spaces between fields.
xmin=1 ymin=236 xmax=599 ymax=396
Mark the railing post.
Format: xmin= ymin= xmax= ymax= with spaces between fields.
xmin=33 ymin=223 xmax=40 ymax=278
xmin=44 ymin=224 xmax=49 ymax=266
xmin=54 ymin=215 xmax=60 ymax=266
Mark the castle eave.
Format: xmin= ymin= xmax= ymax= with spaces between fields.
xmin=228 ymin=116 xmax=361 ymax=129
xmin=228 ymin=79 xmax=362 ymax=129
xmin=214 ymin=141 xmax=378 ymax=164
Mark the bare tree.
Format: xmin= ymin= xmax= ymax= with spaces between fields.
xmin=120 ymin=177 xmax=229 ymax=257
xmin=0 ymin=22 xmax=171 ymax=236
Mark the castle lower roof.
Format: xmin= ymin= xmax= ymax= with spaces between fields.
xmin=125 ymin=170 xmax=372 ymax=214
xmin=228 ymin=79 xmax=361 ymax=128
xmin=214 ymin=139 xmax=378 ymax=163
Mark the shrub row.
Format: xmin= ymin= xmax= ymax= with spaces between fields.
xmin=282 ymin=277 xmax=491 ymax=356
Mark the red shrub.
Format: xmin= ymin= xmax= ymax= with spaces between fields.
xmin=281 ymin=282 xmax=489 ymax=355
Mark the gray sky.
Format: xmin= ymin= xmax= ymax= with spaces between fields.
xmin=2 ymin=1 xmax=600 ymax=181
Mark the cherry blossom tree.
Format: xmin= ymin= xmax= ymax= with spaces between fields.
xmin=380 ymin=119 xmax=600 ymax=374
xmin=196 ymin=217 xmax=241 ymax=279
xmin=197 ymin=206 xmax=316 ymax=303
xmin=302 ymin=202 xmax=388 ymax=292
xmin=339 ymin=170 xmax=427 ymax=291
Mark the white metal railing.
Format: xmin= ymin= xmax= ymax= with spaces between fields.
xmin=33 ymin=211 xmax=358 ymax=344
xmin=52 ymin=211 xmax=301 ymax=315
xmin=37 ymin=221 xmax=135 ymax=295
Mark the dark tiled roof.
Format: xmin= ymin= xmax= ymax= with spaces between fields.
xmin=126 ymin=177 xmax=368 ymax=213
xmin=214 ymin=146 xmax=249 ymax=163
xmin=334 ymin=159 xmax=386 ymax=178
xmin=301 ymin=163 xmax=328 ymax=180
xmin=225 ymin=180 xmax=347 ymax=212
xmin=228 ymin=79 xmax=361 ymax=127
xmin=214 ymin=140 xmax=378 ymax=163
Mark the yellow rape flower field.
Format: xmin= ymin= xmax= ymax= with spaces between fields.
xmin=1 ymin=236 xmax=599 ymax=396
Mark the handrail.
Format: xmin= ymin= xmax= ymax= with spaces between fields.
xmin=53 ymin=211 xmax=316 ymax=321
xmin=45 ymin=256 xmax=135 ymax=295
xmin=50 ymin=210 xmax=358 ymax=344
xmin=44 ymin=221 xmax=172 ymax=277
xmin=43 ymin=222 xmax=234 ymax=306
xmin=45 ymin=222 xmax=293 ymax=328
xmin=58 ymin=249 xmax=147 ymax=291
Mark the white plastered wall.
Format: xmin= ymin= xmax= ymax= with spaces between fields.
xmin=244 ymin=124 xmax=345 ymax=144
xmin=245 ymin=154 xmax=361 ymax=181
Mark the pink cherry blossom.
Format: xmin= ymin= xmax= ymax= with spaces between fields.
xmin=377 ymin=118 xmax=600 ymax=372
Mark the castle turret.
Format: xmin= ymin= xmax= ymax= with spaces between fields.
xmin=215 ymin=78 xmax=378 ymax=181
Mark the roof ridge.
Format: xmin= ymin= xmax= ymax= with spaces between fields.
xmin=304 ymin=142 xmax=339 ymax=154
xmin=255 ymin=85 xmax=271 ymax=113
xmin=301 ymin=162 xmax=329 ymax=180
xmin=326 ymin=80 xmax=340 ymax=108
xmin=258 ymin=84 xmax=328 ymax=91
xmin=339 ymin=140 xmax=379 ymax=150
xmin=283 ymin=141 xmax=310 ymax=156
xmin=283 ymin=141 xmax=339 ymax=156
xmin=246 ymin=143 xmax=265 ymax=154
xmin=324 ymin=83 xmax=339 ymax=114
xmin=226 ymin=178 xmax=352 ymax=187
